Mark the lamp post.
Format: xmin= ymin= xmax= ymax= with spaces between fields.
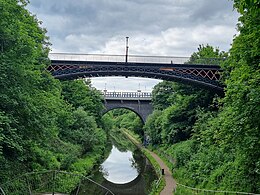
xmin=125 ymin=36 xmax=129 ymax=63
xmin=104 ymin=83 xmax=107 ymax=94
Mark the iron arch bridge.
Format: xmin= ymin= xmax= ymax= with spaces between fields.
xmin=48 ymin=53 xmax=224 ymax=93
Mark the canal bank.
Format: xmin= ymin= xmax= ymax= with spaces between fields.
xmin=122 ymin=129 xmax=177 ymax=195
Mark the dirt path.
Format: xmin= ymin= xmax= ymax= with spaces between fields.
xmin=122 ymin=131 xmax=177 ymax=195
xmin=145 ymin=149 xmax=176 ymax=195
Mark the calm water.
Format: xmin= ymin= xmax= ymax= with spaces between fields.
xmin=77 ymin=142 xmax=157 ymax=195
xmin=101 ymin=145 xmax=139 ymax=184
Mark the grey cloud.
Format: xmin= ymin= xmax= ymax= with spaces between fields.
xmin=189 ymin=0 xmax=237 ymax=26
xmin=28 ymin=0 xmax=238 ymax=50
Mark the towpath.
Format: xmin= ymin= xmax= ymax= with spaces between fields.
xmin=123 ymin=130 xmax=176 ymax=195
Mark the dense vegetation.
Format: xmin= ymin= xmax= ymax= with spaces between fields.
xmin=0 ymin=0 xmax=259 ymax=194
xmin=103 ymin=109 xmax=143 ymax=138
xmin=143 ymin=1 xmax=260 ymax=193
xmin=0 ymin=0 xmax=107 ymax=185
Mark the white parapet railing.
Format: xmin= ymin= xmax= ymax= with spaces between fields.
xmin=102 ymin=91 xmax=152 ymax=100
xmin=49 ymin=53 xmax=192 ymax=64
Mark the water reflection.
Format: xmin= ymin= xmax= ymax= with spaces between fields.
xmin=76 ymin=138 xmax=157 ymax=194
xmin=101 ymin=145 xmax=139 ymax=184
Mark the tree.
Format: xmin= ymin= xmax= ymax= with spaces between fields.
xmin=152 ymin=81 xmax=175 ymax=110
xmin=0 ymin=0 xmax=108 ymax=183
xmin=68 ymin=108 xmax=105 ymax=153
xmin=0 ymin=0 xmax=65 ymax=178
xmin=61 ymin=80 xmax=104 ymax=121
xmin=189 ymin=44 xmax=228 ymax=65
xmin=169 ymin=1 xmax=260 ymax=192
xmin=207 ymin=0 xmax=260 ymax=191
xmin=149 ymin=45 xmax=223 ymax=144
xmin=144 ymin=110 xmax=163 ymax=145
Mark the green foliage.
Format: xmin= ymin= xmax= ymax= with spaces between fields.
xmin=61 ymin=79 xmax=104 ymax=121
xmin=149 ymin=2 xmax=260 ymax=193
xmin=1 ymin=0 xmax=259 ymax=193
xmin=161 ymin=95 xmax=196 ymax=144
xmin=120 ymin=112 xmax=143 ymax=134
xmin=0 ymin=0 xmax=107 ymax=188
xmin=144 ymin=110 xmax=163 ymax=145
xmin=100 ymin=112 xmax=114 ymax=132
xmin=103 ymin=108 xmax=144 ymax=138
xmin=189 ymin=44 xmax=228 ymax=65
xmin=0 ymin=111 xmax=22 ymax=157
xmin=123 ymin=128 xmax=143 ymax=144
xmin=0 ymin=0 xmax=61 ymax=178
xmin=197 ymin=0 xmax=260 ymax=191
xmin=146 ymin=13 xmax=260 ymax=192
xmin=59 ymin=107 xmax=104 ymax=153
xmin=147 ymin=45 xmax=222 ymax=145
xmin=70 ymin=153 xmax=100 ymax=173
xmin=147 ymin=82 xmax=217 ymax=145
xmin=160 ymin=141 xmax=195 ymax=169
xmin=152 ymin=81 xmax=175 ymax=110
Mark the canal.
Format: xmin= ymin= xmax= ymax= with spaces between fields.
xmin=77 ymin=130 xmax=157 ymax=195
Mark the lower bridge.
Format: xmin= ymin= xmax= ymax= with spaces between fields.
xmin=102 ymin=91 xmax=153 ymax=123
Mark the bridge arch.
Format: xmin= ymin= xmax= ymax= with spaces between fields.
xmin=103 ymin=107 xmax=146 ymax=124
xmin=102 ymin=92 xmax=153 ymax=123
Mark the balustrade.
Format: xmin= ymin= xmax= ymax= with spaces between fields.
xmin=102 ymin=91 xmax=152 ymax=99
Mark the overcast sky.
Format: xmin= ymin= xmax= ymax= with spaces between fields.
xmin=27 ymin=0 xmax=239 ymax=92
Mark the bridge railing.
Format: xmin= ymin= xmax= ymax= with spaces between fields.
xmin=49 ymin=53 xmax=219 ymax=65
xmin=102 ymin=91 xmax=152 ymax=99
xmin=0 ymin=170 xmax=114 ymax=195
